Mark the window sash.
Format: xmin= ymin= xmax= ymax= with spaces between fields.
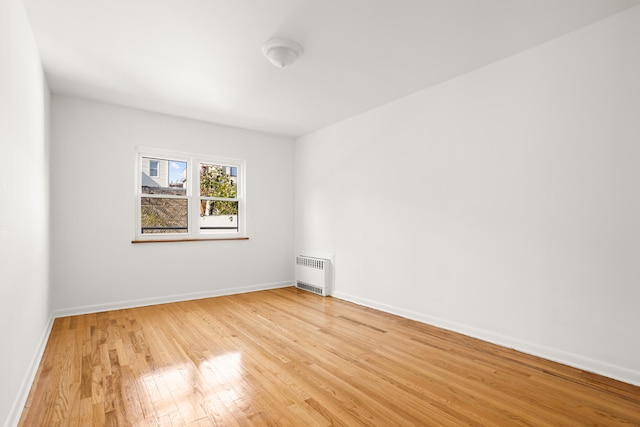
xmin=199 ymin=196 xmax=239 ymax=202
xmin=142 ymin=193 xmax=189 ymax=199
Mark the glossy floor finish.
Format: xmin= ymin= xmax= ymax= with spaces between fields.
xmin=20 ymin=287 xmax=640 ymax=426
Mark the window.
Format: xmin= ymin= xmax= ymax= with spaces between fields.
xmin=135 ymin=148 xmax=245 ymax=241
xmin=149 ymin=160 xmax=159 ymax=177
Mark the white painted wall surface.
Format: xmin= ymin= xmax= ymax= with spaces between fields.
xmin=0 ymin=0 xmax=51 ymax=425
xmin=295 ymin=6 xmax=640 ymax=385
xmin=51 ymin=96 xmax=294 ymax=313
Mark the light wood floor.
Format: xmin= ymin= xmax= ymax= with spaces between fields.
xmin=19 ymin=287 xmax=640 ymax=426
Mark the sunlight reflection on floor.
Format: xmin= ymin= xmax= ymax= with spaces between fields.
xmin=139 ymin=352 xmax=244 ymax=423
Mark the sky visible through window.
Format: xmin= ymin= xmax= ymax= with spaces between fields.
xmin=169 ymin=161 xmax=187 ymax=185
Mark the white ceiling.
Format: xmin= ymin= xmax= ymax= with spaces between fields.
xmin=23 ymin=0 xmax=640 ymax=137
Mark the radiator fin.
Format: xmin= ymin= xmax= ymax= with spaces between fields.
xmin=296 ymin=281 xmax=325 ymax=296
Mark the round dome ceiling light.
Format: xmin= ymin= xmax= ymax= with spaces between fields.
xmin=262 ymin=39 xmax=303 ymax=68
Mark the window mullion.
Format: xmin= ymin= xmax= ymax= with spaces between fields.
xmin=190 ymin=156 xmax=199 ymax=238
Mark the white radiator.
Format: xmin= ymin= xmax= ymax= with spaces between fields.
xmin=295 ymin=255 xmax=331 ymax=296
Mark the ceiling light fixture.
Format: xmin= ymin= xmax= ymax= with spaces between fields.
xmin=262 ymin=39 xmax=303 ymax=68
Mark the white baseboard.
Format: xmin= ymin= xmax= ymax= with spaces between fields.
xmin=4 ymin=315 xmax=55 ymax=427
xmin=12 ymin=283 xmax=634 ymax=427
xmin=332 ymin=290 xmax=640 ymax=387
xmin=6 ymin=281 xmax=294 ymax=427
xmin=52 ymin=281 xmax=295 ymax=318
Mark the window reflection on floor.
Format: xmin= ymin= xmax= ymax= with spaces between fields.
xmin=139 ymin=352 xmax=243 ymax=423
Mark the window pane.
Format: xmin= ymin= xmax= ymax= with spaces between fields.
xmin=200 ymin=164 xmax=237 ymax=199
xmin=142 ymin=157 xmax=187 ymax=195
xmin=199 ymin=200 xmax=238 ymax=231
xmin=141 ymin=197 xmax=188 ymax=234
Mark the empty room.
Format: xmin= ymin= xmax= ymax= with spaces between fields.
xmin=2 ymin=0 xmax=640 ymax=425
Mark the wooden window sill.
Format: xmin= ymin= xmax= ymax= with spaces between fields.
xmin=132 ymin=237 xmax=249 ymax=244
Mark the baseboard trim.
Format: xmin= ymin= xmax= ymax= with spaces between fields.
xmin=4 ymin=315 xmax=55 ymax=427
xmin=6 ymin=282 xmax=294 ymax=427
xmin=332 ymin=291 xmax=640 ymax=387
xmin=52 ymin=281 xmax=295 ymax=318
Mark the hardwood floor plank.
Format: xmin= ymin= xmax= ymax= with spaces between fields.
xmin=18 ymin=287 xmax=640 ymax=426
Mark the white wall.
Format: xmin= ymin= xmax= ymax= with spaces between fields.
xmin=0 ymin=0 xmax=51 ymax=425
xmin=51 ymin=96 xmax=294 ymax=313
xmin=295 ymin=6 xmax=640 ymax=385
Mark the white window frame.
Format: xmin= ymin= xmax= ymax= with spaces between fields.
xmin=134 ymin=147 xmax=246 ymax=241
